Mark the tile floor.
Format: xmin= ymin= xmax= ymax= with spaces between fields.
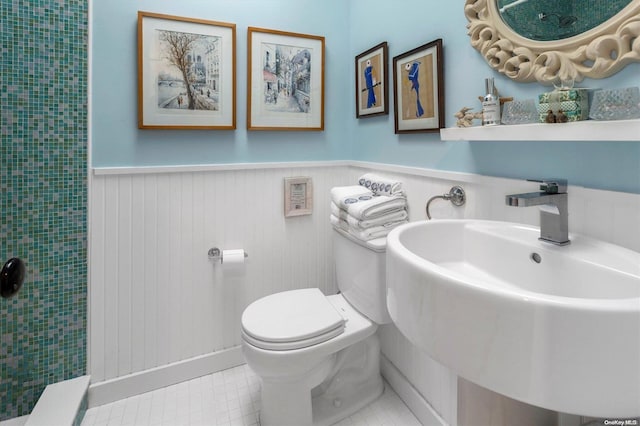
xmin=80 ymin=364 xmax=421 ymax=426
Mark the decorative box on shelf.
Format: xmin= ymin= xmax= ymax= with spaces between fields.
xmin=537 ymin=88 xmax=589 ymax=123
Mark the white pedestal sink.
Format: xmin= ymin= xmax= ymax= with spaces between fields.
xmin=386 ymin=219 xmax=640 ymax=418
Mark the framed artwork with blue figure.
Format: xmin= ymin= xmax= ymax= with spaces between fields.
xmin=355 ymin=42 xmax=389 ymax=118
xmin=393 ymin=39 xmax=444 ymax=133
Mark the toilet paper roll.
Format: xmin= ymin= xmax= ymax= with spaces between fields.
xmin=222 ymin=249 xmax=246 ymax=278
xmin=222 ymin=249 xmax=246 ymax=265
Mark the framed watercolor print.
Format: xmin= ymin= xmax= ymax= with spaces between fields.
xmin=392 ymin=39 xmax=444 ymax=134
xmin=284 ymin=177 xmax=313 ymax=217
xmin=137 ymin=12 xmax=236 ymax=129
xmin=247 ymin=27 xmax=325 ymax=131
xmin=355 ymin=42 xmax=389 ymax=118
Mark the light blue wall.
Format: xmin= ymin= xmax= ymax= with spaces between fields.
xmin=91 ymin=0 xmax=351 ymax=167
xmin=348 ymin=0 xmax=640 ymax=193
xmin=92 ymin=1 xmax=640 ymax=193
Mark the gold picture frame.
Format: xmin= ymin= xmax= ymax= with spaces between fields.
xmin=137 ymin=11 xmax=236 ymax=129
xmin=247 ymin=27 xmax=325 ymax=131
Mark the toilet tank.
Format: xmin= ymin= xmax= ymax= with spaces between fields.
xmin=333 ymin=228 xmax=392 ymax=324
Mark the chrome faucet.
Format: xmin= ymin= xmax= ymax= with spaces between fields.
xmin=506 ymin=179 xmax=570 ymax=246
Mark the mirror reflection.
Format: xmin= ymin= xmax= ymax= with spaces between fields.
xmin=497 ymin=0 xmax=632 ymax=41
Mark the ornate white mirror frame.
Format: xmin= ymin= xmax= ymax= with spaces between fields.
xmin=465 ymin=0 xmax=640 ymax=84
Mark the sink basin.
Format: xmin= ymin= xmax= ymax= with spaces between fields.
xmin=386 ymin=219 xmax=640 ymax=418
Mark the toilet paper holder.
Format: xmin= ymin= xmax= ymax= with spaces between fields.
xmin=207 ymin=247 xmax=249 ymax=263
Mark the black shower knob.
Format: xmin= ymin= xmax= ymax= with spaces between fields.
xmin=1 ymin=257 xmax=26 ymax=299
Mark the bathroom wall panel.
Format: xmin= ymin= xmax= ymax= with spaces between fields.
xmin=117 ymin=176 xmax=133 ymax=378
xmin=142 ymin=173 xmax=159 ymax=370
xmin=103 ymin=178 xmax=119 ymax=381
xmin=89 ymin=165 xmax=349 ymax=382
xmin=130 ymin=177 xmax=147 ymax=374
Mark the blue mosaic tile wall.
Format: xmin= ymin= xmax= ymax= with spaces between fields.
xmin=0 ymin=0 xmax=88 ymax=420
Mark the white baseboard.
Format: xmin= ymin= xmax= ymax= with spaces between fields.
xmin=381 ymin=355 xmax=449 ymax=426
xmin=88 ymin=346 xmax=244 ymax=408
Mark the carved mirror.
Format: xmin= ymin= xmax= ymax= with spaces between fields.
xmin=465 ymin=0 xmax=640 ymax=84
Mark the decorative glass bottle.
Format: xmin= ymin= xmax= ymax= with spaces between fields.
xmin=482 ymin=78 xmax=500 ymax=126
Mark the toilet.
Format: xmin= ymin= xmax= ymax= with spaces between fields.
xmin=241 ymin=227 xmax=392 ymax=426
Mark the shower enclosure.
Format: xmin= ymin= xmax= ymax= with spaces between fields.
xmin=0 ymin=0 xmax=88 ymax=420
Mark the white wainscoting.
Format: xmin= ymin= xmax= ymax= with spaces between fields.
xmin=89 ymin=164 xmax=351 ymax=384
xmin=89 ymin=162 xmax=640 ymax=422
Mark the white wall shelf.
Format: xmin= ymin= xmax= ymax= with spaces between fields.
xmin=440 ymin=119 xmax=640 ymax=142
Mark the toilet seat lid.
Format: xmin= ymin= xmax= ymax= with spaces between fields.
xmin=241 ymin=288 xmax=346 ymax=349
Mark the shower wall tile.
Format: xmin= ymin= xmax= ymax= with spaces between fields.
xmin=0 ymin=0 xmax=88 ymax=420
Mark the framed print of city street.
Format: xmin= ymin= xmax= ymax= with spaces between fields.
xmin=247 ymin=27 xmax=324 ymax=131
xmin=355 ymin=42 xmax=388 ymax=118
xmin=392 ymin=39 xmax=444 ymax=134
xmin=137 ymin=12 xmax=236 ymax=129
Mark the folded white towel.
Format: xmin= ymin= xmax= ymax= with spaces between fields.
xmin=330 ymin=202 xmax=349 ymax=221
xmin=329 ymin=214 xmax=349 ymax=232
xmin=348 ymin=224 xmax=394 ymax=241
xmin=330 ymin=186 xmax=374 ymax=211
xmin=347 ymin=194 xmax=407 ymax=220
xmin=346 ymin=209 xmax=408 ymax=229
xmin=332 ymin=201 xmax=408 ymax=229
xmin=359 ymin=173 xmax=404 ymax=196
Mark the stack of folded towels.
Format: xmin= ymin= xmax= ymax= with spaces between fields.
xmin=330 ymin=173 xmax=408 ymax=241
